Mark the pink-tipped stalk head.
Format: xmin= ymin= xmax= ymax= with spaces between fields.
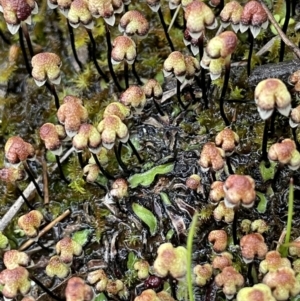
xmin=184 ymin=1 xmax=217 ymax=40
xmin=31 ymin=52 xmax=62 ymax=87
xmin=240 ymin=0 xmax=268 ymax=38
xmin=57 ymin=95 xmax=89 ymax=138
xmin=111 ymin=36 xmax=136 ymax=65
xmin=254 ymin=78 xmax=292 ymax=120
xmin=119 ymin=10 xmax=149 ymax=38
xmin=0 ymin=0 xmax=38 ymax=34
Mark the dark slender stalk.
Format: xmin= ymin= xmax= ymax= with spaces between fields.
xmin=219 ymin=63 xmax=231 ymax=126
xmin=45 ymin=82 xmax=60 ymax=110
xmin=91 ymin=153 xmax=115 ymax=180
xmin=226 ymin=157 xmax=234 ymax=174
xmin=247 ymin=32 xmax=254 ymax=76
xmin=247 ymin=262 xmax=254 ymax=286
xmin=67 ymin=21 xmax=83 ymax=71
xmin=55 ymin=155 xmax=70 ymax=184
xmin=77 ymin=152 xmax=85 ymax=169
xmin=114 ymin=143 xmax=129 ymax=172
xmin=210 ymin=169 xmax=216 ymax=182
xmin=153 ymin=99 xmax=165 ymax=116
xmin=262 ymin=118 xmax=270 ymax=166
xmin=0 ymin=29 xmax=11 ymax=45
xmin=124 ymin=61 xmax=129 ymax=89
xmin=16 ymin=184 xmax=35 ymax=210
xmin=279 ymin=0 xmax=291 ymax=62
xmin=22 ymin=23 xmax=34 ymax=58
xmin=198 ymin=34 xmax=204 ymax=60
xmin=176 ymin=79 xmax=187 ymax=109
xmin=158 ymin=8 xmax=175 ymax=52
xmin=232 ymin=209 xmax=238 ymax=245
xmin=132 ymin=60 xmax=143 ymax=85
xmin=18 ymin=28 xmax=32 ymax=75
xmin=105 ymin=24 xmax=123 ymax=91
xmin=30 ymin=275 xmax=65 ymax=301
xmin=86 ymin=28 xmax=109 ymax=82
xmin=23 ymin=161 xmax=43 ymax=198
xmin=198 ymin=36 xmax=209 ymax=109
xmin=127 ymin=139 xmax=143 ymax=163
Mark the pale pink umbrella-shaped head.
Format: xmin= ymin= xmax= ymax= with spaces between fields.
xmin=118 ymin=10 xmax=150 ymax=38
xmin=0 ymin=0 xmax=38 ymax=34
xmin=56 ymin=95 xmax=89 ymax=138
xmin=268 ymin=139 xmax=300 ymax=170
xmin=120 ymin=85 xmax=146 ymax=111
xmin=237 ymin=284 xmax=276 ymax=301
xmin=3 ymin=250 xmax=30 ymax=270
xmin=240 ymin=0 xmax=268 ymax=38
xmin=97 ymin=115 xmax=129 ymax=149
xmin=72 ymin=123 xmax=102 ymax=154
xmin=46 ymin=255 xmax=70 ymax=279
xmin=67 ymin=0 xmax=94 ymax=29
xmin=198 ymin=142 xmax=225 ymax=172
xmin=240 ymin=233 xmax=268 ymax=263
xmin=254 ymin=78 xmax=292 ymax=120
xmin=0 ymin=267 xmax=31 ymax=299
xmin=220 ymin=1 xmax=243 ymax=33
xmin=215 ymin=128 xmax=239 ymax=156
xmin=65 ymin=277 xmax=94 ymax=301
xmin=205 ymin=31 xmax=238 ymax=59
xmin=0 ymin=167 xmax=27 ymax=183
xmin=111 ymin=36 xmax=137 ymax=65
xmin=184 ymin=1 xmax=217 ymax=40
xmin=215 ymin=266 xmax=244 ymax=299
xmin=223 ymin=174 xmax=256 ymax=208
xmin=39 ymin=123 xmax=67 ymax=156
xmin=263 ymin=267 xmax=300 ymax=300
xmin=18 ymin=210 xmax=44 ymax=238
xmin=163 ymin=51 xmax=186 ymax=83
xmin=143 ymin=79 xmax=163 ymax=101
xmin=4 ymin=136 xmax=35 ymax=167
xmin=31 ymin=53 xmax=62 ymax=87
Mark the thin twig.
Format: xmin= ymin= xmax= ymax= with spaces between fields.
xmin=18 ymin=209 xmax=71 ymax=251
xmin=260 ymin=1 xmax=300 ymax=59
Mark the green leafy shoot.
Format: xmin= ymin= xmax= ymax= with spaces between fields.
xmin=124 ymin=252 xmax=138 ymax=287
xmin=128 ymin=163 xmax=174 ymax=188
xmin=160 ymin=192 xmax=172 ymax=206
xmin=72 ymin=229 xmax=93 ymax=246
xmin=280 ymin=178 xmax=294 ymax=257
xmin=259 ymin=161 xmax=276 ymax=181
xmin=127 ymin=251 xmax=138 ymax=270
xmin=256 ymin=191 xmax=268 ymax=214
xmin=132 ymin=203 xmax=158 ymax=236
xmin=186 ymin=212 xmax=198 ymax=301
